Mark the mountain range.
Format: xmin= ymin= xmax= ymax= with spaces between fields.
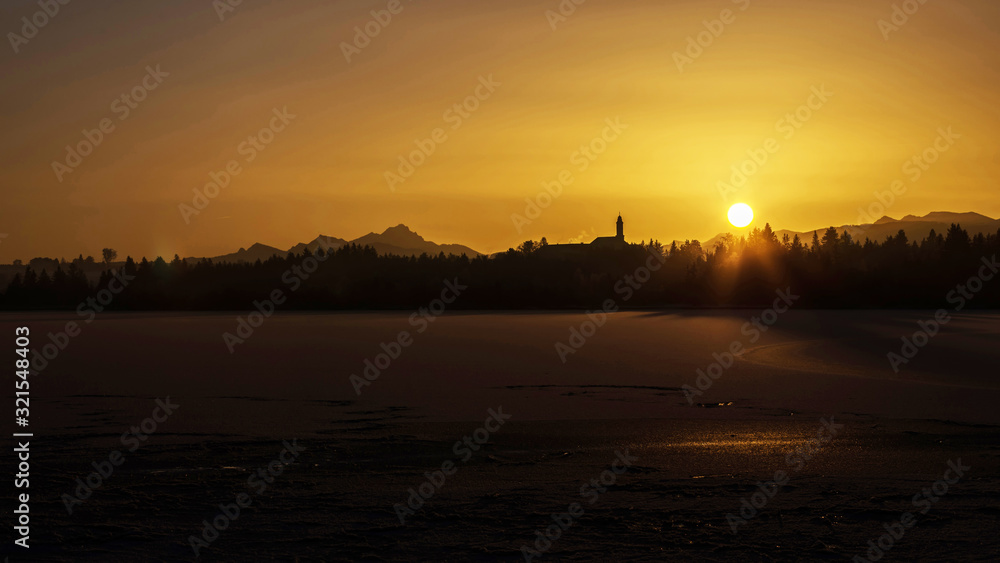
xmin=189 ymin=225 xmax=483 ymax=264
xmin=193 ymin=211 xmax=998 ymax=264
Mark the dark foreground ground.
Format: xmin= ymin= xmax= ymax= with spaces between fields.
xmin=19 ymin=415 xmax=1000 ymax=562
xmin=4 ymin=311 xmax=1000 ymax=561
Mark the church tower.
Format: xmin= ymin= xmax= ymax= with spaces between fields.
xmin=616 ymin=214 xmax=624 ymax=239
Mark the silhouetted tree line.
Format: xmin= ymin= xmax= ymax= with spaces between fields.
xmin=2 ymin=224 xmax=999 ymax=310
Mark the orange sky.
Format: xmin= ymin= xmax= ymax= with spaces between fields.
xmin=1 ymin=0 xmax=999 ymax=260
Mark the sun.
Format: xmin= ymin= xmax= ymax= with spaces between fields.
xmin=728 ymin=203 xmax=754 ymax=228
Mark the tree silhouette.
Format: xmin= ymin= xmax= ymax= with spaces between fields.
xmin=1 ymin=224 xmax=998 ymax=310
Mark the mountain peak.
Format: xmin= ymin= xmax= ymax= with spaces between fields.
xmin=354 ymin=224 xmax=426 ymax=248
xmin=383 ymin=223 xmax=421 ymax=237
xmin=342 ymin=225 xmax=480 ymax=257
xmin=873 ymin=215 xmax=897 ymax=225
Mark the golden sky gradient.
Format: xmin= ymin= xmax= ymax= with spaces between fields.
xmin=1 ymin=0 xmax=999 ymax=260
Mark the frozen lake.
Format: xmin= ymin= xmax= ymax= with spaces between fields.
xmin=13 ymin=309 xmax=1000 ymax=428
xmin=6 ymin=310 xmax=1000 ymax=560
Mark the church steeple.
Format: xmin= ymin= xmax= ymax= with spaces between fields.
xmin=616 ymin=213 xmax=623 ymax=239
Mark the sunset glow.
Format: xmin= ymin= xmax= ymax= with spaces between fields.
xmin=2 ymin=1 xmax=999 ymax=260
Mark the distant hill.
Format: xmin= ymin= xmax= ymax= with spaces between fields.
xmin=696 ymin=211 xmax=1000 ymax=252
xmin=287 ymin=235 xmax=350 ymax=257
xmin=193 ymin=242 xmax=287 ymax=265
xmin=195 ymin=225 xmax=481 ymax=264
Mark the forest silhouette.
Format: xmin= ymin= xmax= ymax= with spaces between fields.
xmin=2 ymin=223 xmax=998 ymax=310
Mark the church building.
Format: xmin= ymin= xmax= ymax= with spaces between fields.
xmin=536 ymin=214 xmax=629 ymax=259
